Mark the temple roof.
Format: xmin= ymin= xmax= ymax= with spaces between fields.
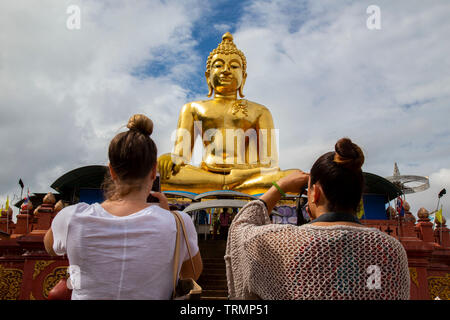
xmin=363 ymin=172 xmax=403 ymax=200
xmin=50 ymin=165 xmax=107 ymax=201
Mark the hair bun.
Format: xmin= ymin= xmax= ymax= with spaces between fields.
xmin=334 ymin=137 xmax=364 ymax=171
xmin=127 ymin=114 xmax=153 ymax=136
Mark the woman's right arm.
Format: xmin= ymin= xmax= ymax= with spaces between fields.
xmin=259 ymin=170 xmax=309 ymax=214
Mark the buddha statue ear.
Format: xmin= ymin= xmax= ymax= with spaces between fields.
xmin=205 ymin=71 xmax=213 ymax=97
xmin=238 ymin=71 xmax=247 ymax=98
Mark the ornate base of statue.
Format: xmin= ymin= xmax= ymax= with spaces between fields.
xmin=161 ymin=165 xmax=298 ymax=195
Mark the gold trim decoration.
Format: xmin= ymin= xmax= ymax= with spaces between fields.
xmin=43 ymin=266 xmax=68 ymax=299
xmin=409 ymin=268 xmax=419 ymax=288
xmin=30 ymin=292 xmax=35 ymax=300
xmin=33 ymin=260 xmax=55 ymax=280
xmin=428 ymin=274 xmax=450 ymax=300
xmin=0 ymin=265 xmax=24 ymax=300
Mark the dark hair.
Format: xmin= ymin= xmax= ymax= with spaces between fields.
xmin=310 ymin=138 xmax=365 ymax=213
xmin=103 ymin=114 xmax=157 ymax=200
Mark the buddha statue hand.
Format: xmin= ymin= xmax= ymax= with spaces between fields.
xmin=157 ymin=153 xmax=182 ymax=181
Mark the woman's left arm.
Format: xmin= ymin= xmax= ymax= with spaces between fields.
xmin=43 ymin=204 xmax=81 ymax=257
xmin=44 ymin=228 xmax=57 ymax=256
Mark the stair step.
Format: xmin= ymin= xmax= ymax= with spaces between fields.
xmin=202 ymin=259 xmax=225 ymax=267
xmin=203 ymin=265 xmax=226 ymax=270
xmin=201 ymin=289 xmax=228 ymax=297
xmin=203 ymin=258 xmax=225 ymax=263
xmin=198 ymin=281 xmax=227 ymax=288
xmin=201 ymin=296 xmax=228 ymax=300
xmin=201 ymin=285 xmax=228 ymax=291
xmin=199 ymin=274 xmax=226 ymax=281
xmin=201 ymin=270 xmax=226 ymax=277
xmin=197 ymin=239 xmax=228 ymax=296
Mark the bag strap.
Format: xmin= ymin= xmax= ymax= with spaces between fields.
xmin=172 ymin=211 xmax=196 ymax=277
xmin=171 ymin=211 xmax=196 ymax=298
xmin=171 ymin=211 xmax=182 ymax=299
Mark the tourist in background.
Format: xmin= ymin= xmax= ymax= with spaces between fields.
xmin=225 ymin=138 xmax=410 ymax=299
xmin=44 ymin=114 xmax=202 ymax=299
xmin=212 ymin=211 xmax=220 ymax=240
xmin=220 ymin=208 xmax=231 ymax=240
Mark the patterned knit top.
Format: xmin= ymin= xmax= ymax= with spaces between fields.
xmin=225 ymin=200 xmax=410 ymax=300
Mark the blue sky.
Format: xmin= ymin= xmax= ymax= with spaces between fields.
xmin=1 ymin=0 xmax=449 ymax=221
xmin=132 ymin=0 xmax=250 ymax=97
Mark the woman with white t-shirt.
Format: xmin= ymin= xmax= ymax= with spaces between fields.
xmin=44 ymin=114 xmax=202 ymax=300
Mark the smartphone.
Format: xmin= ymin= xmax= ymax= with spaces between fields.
xmin=146 ymin=174 xmax=161 ymax=203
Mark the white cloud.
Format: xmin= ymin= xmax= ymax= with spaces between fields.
xmin=0 ymin=0 xmax=203 ymax=215
xmin=231 ymin=0 xmax=450 ymax=216
xmin=214 ymin=23 xmax=232 ymax=33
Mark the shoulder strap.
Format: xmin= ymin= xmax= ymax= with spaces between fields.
xmin=171 ymin=211 xmax=181 ymax=299
xmin=172 ymin=211 xmax=196 ymax=277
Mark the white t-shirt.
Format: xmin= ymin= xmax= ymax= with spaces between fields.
xmin=51 ymin=202 xmax=199 ymax=300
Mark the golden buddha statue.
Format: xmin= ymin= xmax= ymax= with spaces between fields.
xmin=158 ymin=32 xmax=297 ymax=194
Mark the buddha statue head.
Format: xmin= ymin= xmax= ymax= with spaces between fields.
xmin=205 ymin=32 xmax=247 ymax=98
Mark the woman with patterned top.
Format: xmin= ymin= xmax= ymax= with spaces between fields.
xmin=225 ymin=138 xmax=410 ymax=300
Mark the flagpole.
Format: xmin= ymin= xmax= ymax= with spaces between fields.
xmin=6 ymin=205 xmax=9 ymax=235
xmin=440 ymin=204 xmax=443 ymax=245
xmin=6 ymin=196 xmax=9 ymax=234
xmin=434 ymin=198 xmax=441 ymax=231
xmin=26 ymin=205 xmax=29 ymax=234
xmin=395 ymin=197 xmax=403 ymax=239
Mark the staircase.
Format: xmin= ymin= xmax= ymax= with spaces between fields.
xmin=197 ymin=239 xmax=228 ymax=300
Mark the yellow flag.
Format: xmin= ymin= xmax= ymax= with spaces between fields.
xmin=5 ymin=196 xmax=9 ymax=211
xmin=357 ymin=198 xmax=365 ymax=219
xmin=435 ymin=206 xmax=443 ymax=224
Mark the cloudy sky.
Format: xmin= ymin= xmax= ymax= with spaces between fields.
xmin=1 ymin=0 xmax=449 ymax=221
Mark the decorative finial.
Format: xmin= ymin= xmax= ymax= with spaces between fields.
xmin=386 ymin=163 xmax=429 ymax=194
xmin=393 ymin=162 xmax=400 ymax=176
xmin=54 ymin=200 xmax=65 ymax=214
xmin=43 ymin=192 xmax=56 ymax=205
xmin=417 ymin=207 xmax=429 ymax=220
xmin=403 ymin=201 xmax=410 ymax=212
xmin=222 ymin=32 xmax=233 ymax=42
xmin=387 ymin=206 xmax=397 ymax=219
